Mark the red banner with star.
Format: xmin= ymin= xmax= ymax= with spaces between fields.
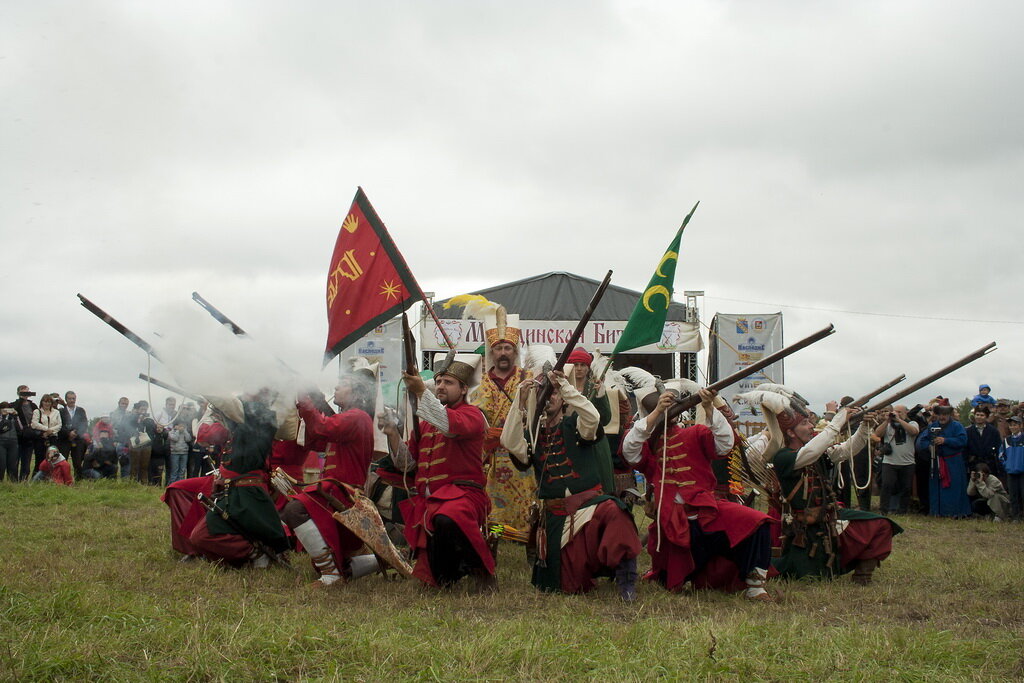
xmin=323 ymin=187 xmax=422 ymax=366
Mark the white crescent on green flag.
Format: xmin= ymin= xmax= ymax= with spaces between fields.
xmin=612 ymin=202 xmax=699 ymax=355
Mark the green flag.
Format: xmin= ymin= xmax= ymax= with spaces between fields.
xmin=613 ymin=202 xmax=698 ymax=355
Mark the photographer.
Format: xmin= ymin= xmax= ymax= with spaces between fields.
xmin=915 ymin=403 xmax=971 ymax=518
xmin=873 ymin=404 xmax=920 ymax=514
xmin=967 ymin=463 xmax=1010 ymax=521
xmin=82 ymin=429 xmax=118 ymax=479
xmin=13 ymin=385 xmax=37 ymax=480
xmin=0 ymin=401 xmax=24 ymax=481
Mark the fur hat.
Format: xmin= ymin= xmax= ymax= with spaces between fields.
xmin=436 ymin=360 xmax=478 ymax=388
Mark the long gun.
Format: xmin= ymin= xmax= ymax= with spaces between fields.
xmin=196 ymin=493 xmax=296 ymax=572
xmin=673 ymin=324 xmax=837 ymax=414
xmin=863 ymin=342 xmax=997 ymax=413
xmin=192 ymin=291 xmax=248 ymax=336
xmin=848 ymin=374 xmax=907 ymax=408
xmin=528 ymin=270 xmax=613 ymax=439
xmin=191 ymin=291 xmax=297 ymax=374
xmin=78 ymin=294 xmax=162 ymax=360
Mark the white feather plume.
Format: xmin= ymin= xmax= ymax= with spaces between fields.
xmin=733 ymin=390 xmax=791 ymax=415
xmin=618 ymin=366 xmax=659 ymax=393
xmin=524 ymin=345 xmax=557 ymax=376
xmin=443 ymin=294 xmax=500 ymax=321
xmin=590 ymin=350 xmax=623 ymax=390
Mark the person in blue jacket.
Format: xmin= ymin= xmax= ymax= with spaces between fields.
xmin=999 ymin=416 xmax=1024 ymax=520
xmin=970 ymin=384 xmax=997 ymax=409
xmin=916 ymin=404 xmax=971 ymax=517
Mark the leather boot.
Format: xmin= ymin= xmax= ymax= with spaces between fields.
xmin=615 ymin=557 xmax=638 ymax=602
xmin=851 ymin=558 xmax=879 ymax=585
xmin=471 ymin=568 xmax=499 ymax=594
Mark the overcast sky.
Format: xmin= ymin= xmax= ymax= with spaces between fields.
xmin=3 ymin=1 xmax=1021 ymax=418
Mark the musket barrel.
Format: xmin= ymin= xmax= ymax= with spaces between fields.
xmin=78 ymin=293 xmax=161 ymax=360
xmin=849 ymin=374 xmax=907 ymax=408
xmin=192 ymin=291 xmax=247 ymax=336
xmin=674 ymin=324 xmax=836 ymax=412
xmin=529 ymin=270 xmax=613 ymax=434
xmin=865 ymin=342 xmax=997 ymax=413
xmin=138 ymin=373 xmax=206 ymax=402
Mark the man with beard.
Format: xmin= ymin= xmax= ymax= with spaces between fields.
xmin=468 ymin=304 xmax=534 ymax=536
xmin=381 ymin=361 xmax=496 ymax=590
xmin=279 ymin=373 xmax=379 ymax=586
xmin=502 ymin=370 xmax=642 ymax=600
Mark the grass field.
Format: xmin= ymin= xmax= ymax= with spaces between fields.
xmin=1 ymin=480 xmax=1022 ymax=681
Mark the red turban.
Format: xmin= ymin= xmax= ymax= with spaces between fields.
xmin=567 ymin=347 xmax=593 ymax=367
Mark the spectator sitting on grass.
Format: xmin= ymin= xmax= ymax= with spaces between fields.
xmin=34 ymin=445 xmax=73 ymax=486
xmin=83 ymin=429 xmax=118 ymax=479
xmin=967 ymin=463 xmax=1010 ymax=521
xmin=971 ymin=385 xmax=997 ymax=409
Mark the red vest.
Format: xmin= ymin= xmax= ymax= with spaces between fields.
xmin=410 ymin=401 xmax=486 ymax=492
xmin=640 ymin=423 xmax=721 ymax=516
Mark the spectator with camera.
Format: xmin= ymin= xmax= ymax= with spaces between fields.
xmin=999 ymin=416 xmax=1024 ymax=520
xmin=167 ymin=419 xmax=193 ymax=484
xmin=82 ymin=428 xmax=118 ymax=479
xmin=916 ymin=403 xmax=971 ymax=518
xmin=967 ymin=463 xmax=1010 ymax=521
xmin=31 ymin=394 xmax=63 ymax=474
xmin=13 ymin=385 xmax=38 ymax=480
xmin=0 ymin=401 xmax=24 ymax=481
xmin=873 ymin=404 xmax=920 ymax=514
xmin=33 ymin=445 xmax=73 ymax=486
xmin=965 ymin=405 xmax=1003 ymax=479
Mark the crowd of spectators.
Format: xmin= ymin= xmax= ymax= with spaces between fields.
xmin=5 ymin=379 xmax=1023 ymax=524
xmin=844 ymin=384 xmax=1024 ymax=522
xmin=0 ymin=384 xmax=227 ymax=486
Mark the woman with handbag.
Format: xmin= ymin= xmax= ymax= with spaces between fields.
xmin=30 ymin=394 xmax=62 ymax=474
xmin=127 ymin=401 xmax=157 ymax=484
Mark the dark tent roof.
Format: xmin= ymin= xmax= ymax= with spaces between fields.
xmin=434 ymin=271 xmax=689 ymax=321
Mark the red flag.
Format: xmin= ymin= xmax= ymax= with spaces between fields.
xmin=323 ymin=188 xmax=421 ymax=366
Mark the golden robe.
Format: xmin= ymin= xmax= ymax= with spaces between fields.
xmin=472 ymin=367 xmax=534 ymax=529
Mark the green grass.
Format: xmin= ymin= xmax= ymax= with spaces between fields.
xmin=1 ymin=481 xmax=1022 ymax=681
